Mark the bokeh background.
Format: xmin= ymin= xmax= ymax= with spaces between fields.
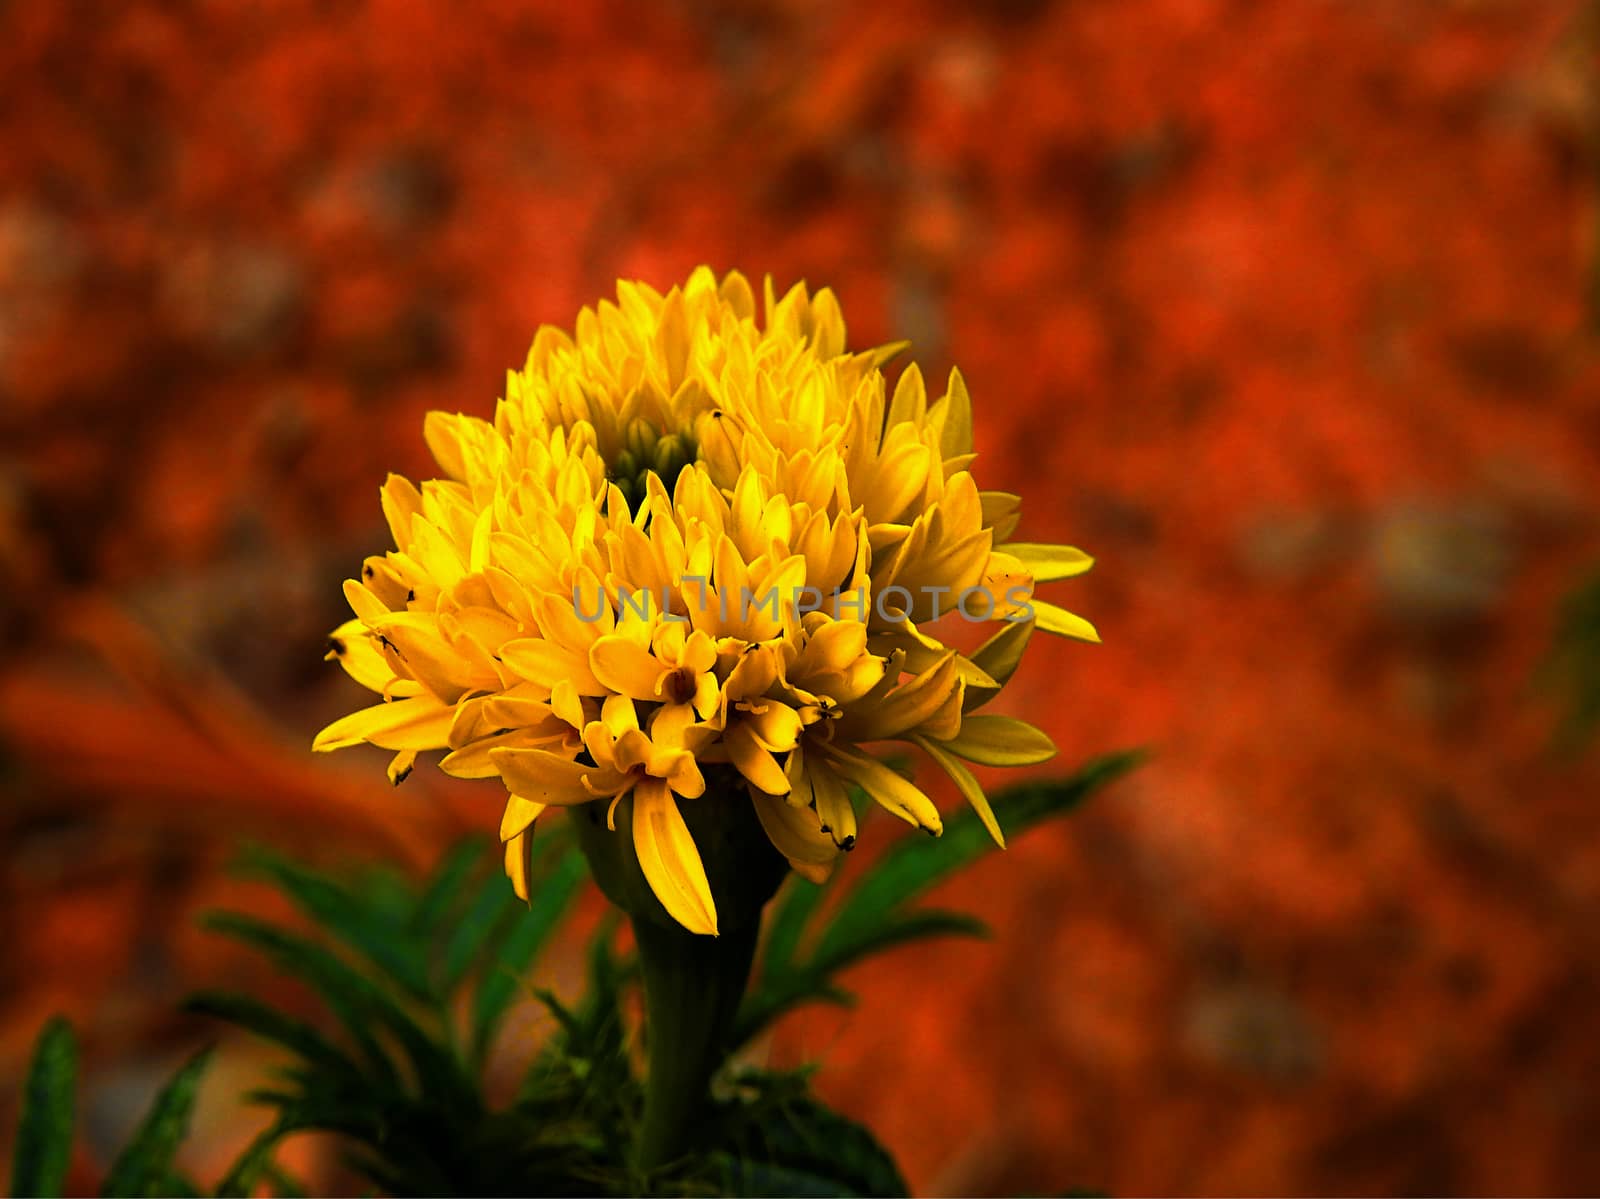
xmin=6 ymin=0 xmax=1600 ymax=1193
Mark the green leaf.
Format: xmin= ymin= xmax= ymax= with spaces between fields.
xmin=733 ymin=983 xmax=855 ymax=1049
xmin=738 ymin=910 xmax=985 ymax=1041
xmin=411 ymin=837 xmax=490 ymax=937
xmin=259 ymin=1158 xmax=308 ymax=1197
xmin=439 ymin=870 xmax=518 ymax=991
xmin=199 ymin=913 xmax=403 ymax=1088
xmin=1543 ymin=564 xmax=1600 ymax=752
xmin=469 ymin=847 xmax=587 ymax=1064
xmin=760 ymin=873 xmax=828 ymax=981
xmin=235 ymin=848 xmax=433 ymax=1003
xmin=182 ymin=992 xmax=361 ymax=1081
xmin=737 ymin=752 xmax=1144 ymax=1046
xmin=818 ymin=750 xmax=1143 ymax=960
xmin=198 ymin=913 xmax=464 ymax=1104
xmin=704 ymin=1070 xmax=910 ymax=1197
xmin=10 ymin=1016 xmax=77 ymax=1199
xmin=716 ymin=1159 xmax=862 ymax=1197
xmin=212 ymin=1120 xmax=292 ymax=1199
xmin=99 ymin=1047 xmax=212 ymax=1199
xmin=811 ymin=908 xmax=989 ymax=977
xmin=260 ymin=1161 xmax=309 ymax=1199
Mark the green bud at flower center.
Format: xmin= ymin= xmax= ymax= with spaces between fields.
xmin=608 ymin=418 xmax=700 ymax=511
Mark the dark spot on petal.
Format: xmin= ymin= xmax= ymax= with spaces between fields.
xmin=407 ymin=589 xmax=416 ymax=602
xmin=327 ymin=637 xmax=346 ymax=655
xmin=840 ymin=835 xmax=856 ymax=851
xmin=392 ymin=764 xmax=413 ymax=785
xmin=363 ymin=564 xmax=375 ymax=579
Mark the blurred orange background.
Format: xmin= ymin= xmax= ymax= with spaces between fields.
xmin=5 ymin=0 xmax=1600 ymax=1194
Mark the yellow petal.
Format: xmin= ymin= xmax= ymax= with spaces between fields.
xmin=631 ymin=780 xmax=719 ymax=935
xmin=341 ymin=578 xmax=391 ymax=625
xmin=751 ymin=792 xmax=837 ymax=883
xmin=325 ymin=619 xmax=411 ymax=694
xmin=886 ymin=361 xmax=927 ymax=431
xmin=649 ymin=701 xmax=697 ymax=749
xmin=380 ymin=474 xmax=424 ymax=551
xmin=964 ymin=619 xmax=1034 ymax=712
xmin=915 ymin=735 xmax=1004 ymax=848
xmin=601 ymin=694 xmax=641 ymax=739
xmin=590 ymin=635 xmax=666 ymax=701
xmin=505 ymin=830 xmax=535 ymax=902
xmin=386 ymin=749 xmax=417 ymax=786
xmin=938 ymin=715 xmax=1057 ymax=767
xmin=490 ymin=747 xmax=618 ymax=804
xmin=500 ymin=638 xmax=605 ymax=694
xmin=836 ymin=653 xmax=960 ymax=742
xmin=745 ymin=702 xmax=803 ymax=753
xmin=725 ymin=722 xmax=790 ymax=796
xmin=500 ymin=794 xmax=547 ymax=842
xmin=440 ymin=727 xmax=574 ymax=779
xmin=939 ymin=367 xmax=973 ymax=459
xmin=799 ymin=618 xmax=868 ymax=675
xmin=979 ymin=490 xmax=1022 ymax=541
xmin=809 ymin=760 xmax=857 ymax=848
xmin=312 ymin=698 xmax=453 ymax=752
xmin=1002 ymin=542 xmax=1095 ymax=582
xmin=408 ymin=516 xmax=466 ymax=590
xmin=822 ymin=745 xmax=942 ymax=834
xmin=1033 ymin=601 xmax=1101 ymax=643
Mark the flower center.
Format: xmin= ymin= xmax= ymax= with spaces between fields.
xmin=664 ymin=665 xmax=699 ymax=706
xmin=609 ymin=418 xmax=699 ymax=511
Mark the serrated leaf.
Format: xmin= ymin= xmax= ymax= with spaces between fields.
xmin=411 ymin=837 xmax=490 ymax=937
xmin=818 ymin=750 xmax=1143 ymax=960
xmin=235 ymin=848 xmax=433 ymax=1002
xmin=733 ymin=983 xmax=855 ymax=1049
xmin=811 ymin=908 xmax=989 ymax=977
xmin=469 ymin=848 xmax=586 ymax=1064
xmin=760 ymin=873 xmax=828 ymax=981
xmin=704 ymin=1072 xmax=910 ymax=1198
xmin=99 ymin=1047 xmax=212 ymax=1198
xmin=717 ymin=1159 xmax=860 ymax=1197
xmin=183 ymin=992 xmax=362 ymax=1081
xmin=1543 ymin=565 xmax=1600 ymax=752
xmin=199 ymin=913 xmax=464 ymax=1104
xmin=439 ymin=870 xmax=518 ymax=991
xmin=261 ymin=1161 xmax=309 ymax=1198
xmin=212 ymin=1120 xmax=292 ymax=1199
xmin=200 ymin=913 xmax=403 ymax=1088
xmin=10 ymin=1016 xmax=77 ymax=1199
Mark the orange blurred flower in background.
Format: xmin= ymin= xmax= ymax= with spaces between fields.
xmin=4 ymin=0 xmax=1600 ymax=1194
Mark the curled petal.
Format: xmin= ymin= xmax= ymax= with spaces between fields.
xmin=751 ymin=792 xmax=837 ymax=884
xmin=631 ymin=780 xmax=719 ymax=936
xmin=822 ymin=745 xmax=942 ymax=834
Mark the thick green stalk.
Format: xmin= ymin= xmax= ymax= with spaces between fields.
xmin=630 ymin=913 xmax=760 ymax=1171
xmin=571 ymin=774 xmax=789 ymax=1173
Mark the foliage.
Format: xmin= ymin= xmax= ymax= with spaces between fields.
xmin=738 ymin=750 xmax=1146 ymax=1045
xmin=10 ymin=1017 xmax=76 ymax=1199
xmin=1543 ymin=564 xmax=1600 ymax=753
xmin=8 ymin=754 xmax=1138 ymax=1196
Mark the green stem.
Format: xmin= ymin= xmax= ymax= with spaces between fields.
xmin=631 ymin=912 xmax=760 ymax=1172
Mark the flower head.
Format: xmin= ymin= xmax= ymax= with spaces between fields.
xmin=315 ymin=268 xmax=1097 ymax=935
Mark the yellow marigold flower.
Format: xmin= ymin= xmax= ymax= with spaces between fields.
xmin=315 ymin=267 xmax=1097 ymax=936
